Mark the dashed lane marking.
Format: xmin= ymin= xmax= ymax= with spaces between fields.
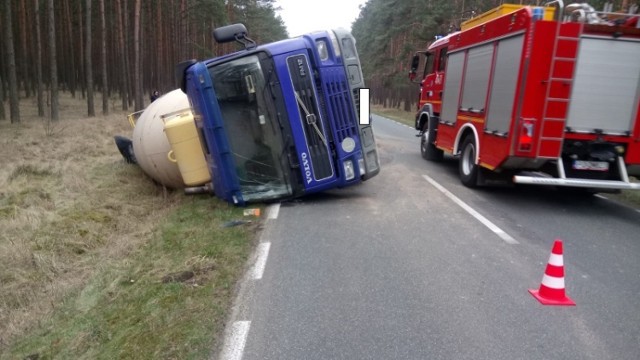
xmin=251 ymin=242 xmax=271 ymax=280
xmin=266 ymin=203 xmax=280 ymax=219
xmin=220 ymin=321 xmax=250 ymax=360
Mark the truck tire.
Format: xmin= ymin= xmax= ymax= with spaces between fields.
xmin=459 ymin=136 xmax=479 ymax=187
xmin=420 ymin=117 xmax=443 ymax=161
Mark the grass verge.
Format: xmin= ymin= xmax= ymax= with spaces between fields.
xmin=7 ymin=196 xmax=256 ymax=360
xmin=1 ymin=94 xmax=258 ymax=359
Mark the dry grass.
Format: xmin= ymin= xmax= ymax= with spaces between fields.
xmin=0 ymin=94 xmax=179 ymax=347
xmin=1 ymin=94 xmax=256 ymax=359
xmin=372 ymin=103 xmax=415 ymax=128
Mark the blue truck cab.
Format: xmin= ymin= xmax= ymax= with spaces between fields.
xmin=178 ymin=24 xmax=379 ymax=205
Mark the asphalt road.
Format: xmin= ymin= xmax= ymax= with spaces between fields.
xmin=219 ymin=114 xmax=640 ymax=360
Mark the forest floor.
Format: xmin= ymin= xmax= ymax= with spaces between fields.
xmin=0 ymin=94 xmax=258 ymax=359
xmin=371 ymin=104 xmax=640 ymax=210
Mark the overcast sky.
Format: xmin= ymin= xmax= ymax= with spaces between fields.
xmin=274 ymin=0 xmax=367 ymax=37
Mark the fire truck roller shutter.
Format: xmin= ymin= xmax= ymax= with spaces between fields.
xmin=566 ymin=37 xmax=640 ymax=134
xmin=441 ymin=52 xmax=465 ymax=124
xmin=486 ymin=34 xmax=525 ymax=134
xmin=460 ymin=43 xmax=493 ymax=115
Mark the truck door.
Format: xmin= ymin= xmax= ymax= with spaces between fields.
xmin=422 ymin=47 xmax=447 ymax=114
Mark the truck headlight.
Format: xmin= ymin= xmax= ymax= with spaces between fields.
xmin=343 ymin=160 xmax=355 ymax=180
xmin=316 ymin=40 xmax=329 ymax=61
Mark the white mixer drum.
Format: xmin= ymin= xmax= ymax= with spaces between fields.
xmin=132 ymin=89 xmax=190 ymax=189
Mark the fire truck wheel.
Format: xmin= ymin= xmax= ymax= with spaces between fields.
xmin=421 ymin=128 xmax=443 ymax=161
xmin=459 ymin=136 xmax=479 ymax=187
xmin=421 ymin=120 xmax=443 ymax=161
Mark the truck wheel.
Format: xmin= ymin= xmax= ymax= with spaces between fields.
xmin=459 ymin=136 xmax=479 ymax=187
xmin=420 ymin=120 xmax=443 ymax=161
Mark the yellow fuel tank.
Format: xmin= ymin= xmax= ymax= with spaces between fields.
xmin=163 ymin=111 xmax=210 ymax=186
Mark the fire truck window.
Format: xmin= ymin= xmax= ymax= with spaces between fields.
xmin=424 ymin=53 xmax=435 ymax=76
xmin=438 ymin=47 xmax=448 ymax=72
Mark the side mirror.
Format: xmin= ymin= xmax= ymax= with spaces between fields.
xmin=213 ymin=23 xmax=256 ymax=49
xmin=409 ymin=54 xmax=420 ymax=82
xmin=213 ymin=23 xmax=247 ymax=43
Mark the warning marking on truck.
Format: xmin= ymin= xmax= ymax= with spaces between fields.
xmin=359 ymin=88 xmax=370 ymax=125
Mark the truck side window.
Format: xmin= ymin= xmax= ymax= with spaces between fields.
xmin=424 ymin=52 xmax=435 ymax=77
xmin=438 ymin=47 xmax=448 ymax=72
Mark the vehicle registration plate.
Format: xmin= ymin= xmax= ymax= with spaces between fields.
xmin=572 ymin=160 xmax=609 ymax=171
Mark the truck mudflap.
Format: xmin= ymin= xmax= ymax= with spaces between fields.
xmin=513 ymin=158 xmax=640 ymax=190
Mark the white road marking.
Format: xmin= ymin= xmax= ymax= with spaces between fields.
xmin=595 ymin=194 xmax=640 ymax=213
xmin=266 ymin=203 xmax=280 ymax=219
xmin=218 ymin=205 xmax=279 ymax=359
xmin=251 ymin=242 xmax=271 ymax=280
xmin=220 ymin=321 xmax=250 ymax=360
xmin=422 ymin=175 xmax=519 ymax=244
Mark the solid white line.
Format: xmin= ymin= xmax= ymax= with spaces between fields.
xmin=251 ymin=242 xmax=271 ymax=280
xmin=422 ymin=175 xmax=519 ymax=244
xmin=220 ymin=321 xmax=250 ymax=360
xmin=266 ymin=203 xmax=280 ymax=219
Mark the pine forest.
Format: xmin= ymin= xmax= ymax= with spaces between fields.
xmin=0 ymin=0 xmax=287 ymax=123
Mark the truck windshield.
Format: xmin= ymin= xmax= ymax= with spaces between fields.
xmin=209 ymin=55 xmax=292 ymax=202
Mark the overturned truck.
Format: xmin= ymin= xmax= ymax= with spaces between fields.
xmin=120 ymin=24 xmax=380 ymax=205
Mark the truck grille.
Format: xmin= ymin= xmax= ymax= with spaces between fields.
xmin=287 ymin=55 xmax=333 ymax=180
xmin=317 ymin=67 xmax=359 ymax=143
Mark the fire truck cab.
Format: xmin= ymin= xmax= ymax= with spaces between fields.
xmin=410 ymin=1 xmax=640 ymax=191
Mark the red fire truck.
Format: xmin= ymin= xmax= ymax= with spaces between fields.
xmin=409 ymin=1 xmax=640 ymax=191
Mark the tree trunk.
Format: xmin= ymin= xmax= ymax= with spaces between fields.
xmin=85 ymin=0 xmax=95 ymax=117
xmin=78 ymin=0 xmax=86 ymax=99
xmin=133 ymin=0 xmax=143 ymax=111
xmin=115 ymin=0 xmax=128 ymax=110
xmin=0 ymin=70 xmax=5 ymax=121
xmin=19 ymin=0 xmax=31 ymax=98
xmin=124 ymin=0 xmax=134 ymax=108
xmin=100 ymin=0 xmax=108 ymax=115
xmin=63 ymin=0 xmax=76 ymax=97
xmin=35 ymin=0 xmax=44 ymax=117
xmin=4 ymin=0 xmax=21 ymax=123
xmin=48 ymin=0 xmax=59 ymax=121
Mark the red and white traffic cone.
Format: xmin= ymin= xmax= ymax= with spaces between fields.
xmin=529 ymin=239 xmax=576 ymax=306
